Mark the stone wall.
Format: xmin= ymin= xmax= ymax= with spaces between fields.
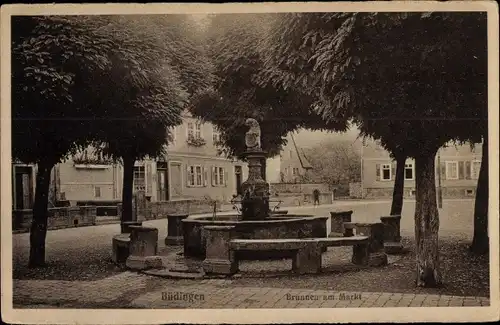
xmin=363 ymin=186 xmax=478 ymax=199
xmin=271 ymin=192 xmax=333 ymax=208
xmin=13 ymin=206 xmax=97 ymax=232
xmin=270 ymin=183 xmax=330 ymax=194
xmin=146 ymin=199 xmax=226 ymax=220
xmin=349 ymin=182 xmax=363 ymax=198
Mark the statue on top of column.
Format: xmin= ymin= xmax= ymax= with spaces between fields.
xmin=244 ymin=118 xmax=261 ymax=151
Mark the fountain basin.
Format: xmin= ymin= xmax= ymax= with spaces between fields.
xmin=182 ymin=214 xmax=328 ymax=259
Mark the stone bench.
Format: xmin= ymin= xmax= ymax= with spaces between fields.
xmin=380 ymin=215 xmax=404 ymax=254
xmin=201 ymin=225 xmax=374 ymax=276
xmin=112 ymin=233 xmax=131 ymax=264
xmin=329 ymin=210 xmax=353 ymax=237
xmin=231 ymin=236 xmax=370 ymax=275
xmin=165 ymin=213 xmax=189 ymax=245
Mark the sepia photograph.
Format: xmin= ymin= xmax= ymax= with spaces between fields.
xmin=1 ymin=1 xmax=499 ymax=324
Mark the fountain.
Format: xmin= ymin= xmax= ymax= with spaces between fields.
xmin=182 ymin=119 xmax=328 ymax=259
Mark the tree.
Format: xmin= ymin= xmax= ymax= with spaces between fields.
xmin=259 ymin=12 xmax=487 ymax=287
xmin=12 ymin=16 xmax=123 ymax=267
xmin=190 ymin=13 xmax=348 ymax=181
xmin=86 ymin=15 xmax=211 ymax=224
xmin=304 ymin=139 xmax=361 ymax=189
xmin=12 ymin=15 xmax=210 ymax=266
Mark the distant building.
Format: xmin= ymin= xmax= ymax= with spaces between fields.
xmin=361 ymin=138 xmax=483 ymax=199
xmin=279 ymin=133 xmax=313 ymax=183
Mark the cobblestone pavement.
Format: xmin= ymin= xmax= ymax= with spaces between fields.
xmin=13 ymin=272 xmax=489 ymax=309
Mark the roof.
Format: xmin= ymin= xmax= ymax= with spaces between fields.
xmin=291 ymin=133 xmax=313 ymax=170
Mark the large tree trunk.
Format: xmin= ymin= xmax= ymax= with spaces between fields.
xmin=28 ymin=160 xmax=54 ymax=268
xmin=414 ymin=151 xmax=441 ymax=287
xmin=121 ymin=155 xmax=135 ymax=224
xmin=470 ymin=137 xmax=489 ymax=254
xmin=390 ymin=154 xmax=406 ymax=216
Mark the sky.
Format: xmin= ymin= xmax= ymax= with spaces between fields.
xmin=292 ymin=127 xmax=360 ymax=149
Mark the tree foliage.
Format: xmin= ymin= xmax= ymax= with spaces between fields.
xmin=259 ymin=12 xmax=487 ymax=287
xmin=190 ymin=13 xmax=348 ymax=160
xmin=12 ymin=14 xmax=210 ymax=266
xmin=304 ymin=139 xmax=361 ymax=187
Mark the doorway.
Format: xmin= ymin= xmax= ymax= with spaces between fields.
xmin=157 ymin=162 xmax=168 ymax=201
xmin=235 ymin=166 xmax=242 ymax=196
xmin=14 ymin=166 xmax=34 ymax=210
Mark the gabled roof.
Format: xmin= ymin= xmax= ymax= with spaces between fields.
xmin=291 ymin=133 xmax=313 ymax=170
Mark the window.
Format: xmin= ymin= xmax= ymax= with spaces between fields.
xmin=381 ymin=164 xmax=391 ymax=181
xmin=133 ymin=166 xmax=146 ymax=191
xmin=188 ymin=165 xmax=203 ymax=187
xmin=188 ymin=121 xmax=202 ymax=139
xmin=290 ymin=150 xmax=293 ymax=158
xmin=404 ymin=163 xmax=414 ymax=180
xmin=471 ymin=160 xmax=481 ymax=179
xmin=292 ymin=168 xmax=299 ymax=176
xmin=94 ymin=186 xmax=101 ymax=198
xmin=213 ymin=167 xmax=225 ymax=186
xmin=465 ymin=189 xmax=475 ymax=196
xmin=212 ymin=127 xmax=221 ymax=143
xmin=445 ymin=161 xmax=459 ymax=180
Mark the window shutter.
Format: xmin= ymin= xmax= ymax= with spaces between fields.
xmin=391 ymin=162 xmax=396 ymax=181
xmin=224 ymin=168 xmax=228 ymax=187
xmin=440 ymin=162 xmax=446 ymax=180
xmin=465 ymin=161 xmax=471 ymax=180
xmin=375 ymin=164 xmax=381 ymax=181
xmin=211 ymin=166 xmax=216 ymax=186
xmin=203 ymin=167 xmax=208 ymax=187
xmin=458 ymin=161 xmax=465 ymax=180
xmin=186 ymin=165 xmax=191 ymax=187
xmin=146 ymin=162 xmax=152 ymax=195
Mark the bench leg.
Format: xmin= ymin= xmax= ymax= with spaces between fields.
xmin=292 ymin=245 xmax=322 ymax=274
xmin=352 ymin=243 xmax=369 ymax=265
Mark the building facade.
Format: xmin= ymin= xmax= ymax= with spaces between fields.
xmin=361 ymin=139 xmax=483 ymax=199
xmin=279 ymin=133 xmax=313 ymax=183
xmin=12 ymin=112 xmax=251 ymax=208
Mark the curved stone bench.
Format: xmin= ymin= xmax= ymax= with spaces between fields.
xmin=201 ymin=225 xmax=372 ymax=276
xmin=380 ymin=215 xmax=404 ymax=254
xmin=165 ymin=213 xmax=189 ymax=245
xmin=125 ymin=226 xmax=163 ymax=270
xmin=329 ymin=210 xmax=353 ymax=237
xmin=112 ymin=233 xmax=131 ymax=264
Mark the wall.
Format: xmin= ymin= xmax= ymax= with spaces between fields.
xmin=271 ymin=192 xmax=333 ymax=207
xmin=147 ymin=199 xmax=228 ymax=220
xmin=13 ymin=206 xmax=97 ymax=232
xmin=58 ymin=161 xmax=117 ymax=202
xmin=266 ymin=156 xmax=281 ymax=183
xmin=279 ymin=134 xmax=308 ymax=182
xmin=270 ymin=182 xmax=330 ymax=195
xmin=167 ymin=155 xmax=246 ymax=203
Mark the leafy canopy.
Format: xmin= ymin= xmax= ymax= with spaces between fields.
xmin=190 ymin=13 xmax=348 ymax=160
xmin=259 ymin=12 xmax=487 ymax=157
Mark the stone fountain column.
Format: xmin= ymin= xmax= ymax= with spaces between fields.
xmin=240 ymin=118 xmax=270 ymax=221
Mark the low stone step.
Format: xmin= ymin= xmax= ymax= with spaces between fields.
xmin=142 ymin=268 xmax=204 ymax=279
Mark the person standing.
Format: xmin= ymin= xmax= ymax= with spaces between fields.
xmin=313 ymin=188 xmax=320 ymax=206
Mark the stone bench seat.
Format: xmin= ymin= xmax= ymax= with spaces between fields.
xmin=112 ymin=233 xmax=131 ymax=264
xmin=226 ymin=236 xmax=370 ymax=275
xmin=230 ymin=236 xmax=368 ymax=251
